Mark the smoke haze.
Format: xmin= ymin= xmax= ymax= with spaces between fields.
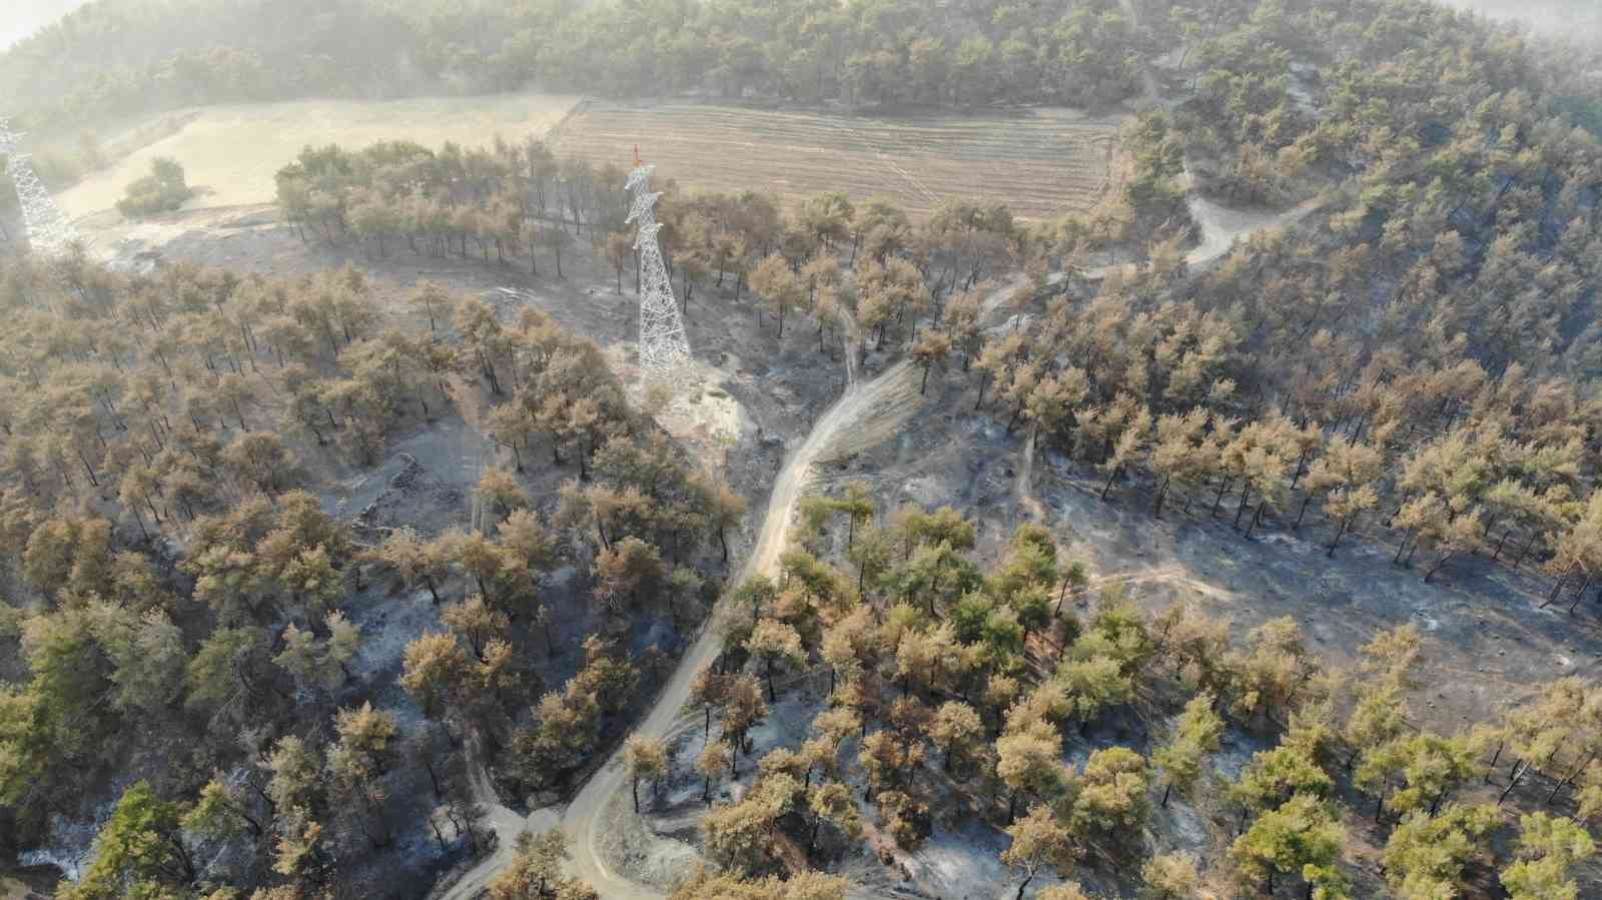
xmin=3 ymin=1 xmax=1597 ymax=54
xmin=4 ymin=0 xmax=91 ymax=50
xmin=1441 ymin=0 xmax=1602 ymax=36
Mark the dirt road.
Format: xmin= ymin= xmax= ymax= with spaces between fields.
xmin=1079 ymin=192 xmax=1326 ymax=283
xmin=1101 ymin=0 xmax=1328 ymax=279
xmin=1182 ymin=191 xmax=1326 ymax=267
xmin=561 ymin=359 xmax=919 ymax=898
xmin=439 ymin=360 xmax=921 ymax=899
xmin=438 ymin=736 xmax=559 ymax=900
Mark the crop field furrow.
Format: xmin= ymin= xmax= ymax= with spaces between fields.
xmin=553 ymin=102 xmax=1125 ymax=221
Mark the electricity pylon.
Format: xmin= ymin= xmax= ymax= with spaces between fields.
xmin=625 ymin=150 xmax=691 ymax=378
xmin=0 ymin=118 xmax=80 ymax=257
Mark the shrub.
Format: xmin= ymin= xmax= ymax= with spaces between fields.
xmin=117 ymin=157 xmax=192 ymax=218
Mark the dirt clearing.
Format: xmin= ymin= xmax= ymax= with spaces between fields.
xmin=58 ymin=93 xmax=580 ymax=217
xmin=553 ymin=101 xmax=1124 ymax=221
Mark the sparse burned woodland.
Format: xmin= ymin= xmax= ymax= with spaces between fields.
xmin=4 ymin=0 xmax=1602 ymax=899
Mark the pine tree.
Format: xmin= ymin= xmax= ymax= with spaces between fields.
xmin=1154 ymin=692 xmax=1224 ymax=807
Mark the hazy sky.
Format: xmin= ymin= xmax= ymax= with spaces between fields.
xmin=1440 ymin=0 xmax=1602 ymax=35
xmin=0 ymin=0 xmax=1597 ymax=54
xmin=3 ymin=0 xmax=91 ymax=50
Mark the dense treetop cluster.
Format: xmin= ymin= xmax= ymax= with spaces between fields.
xmin=3 ymin=0 xmax=1599 ymax=142
xmin=1 ymin=0 xmax=1147 ymax=133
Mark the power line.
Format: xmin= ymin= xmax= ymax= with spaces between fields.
xmin=625 ymin=161 xmax=692 ymax=378
xmin=0 ymin=118 xmax=81 ymax=258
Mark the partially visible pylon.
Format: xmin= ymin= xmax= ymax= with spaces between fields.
xmin=0 ymin=117 xmax=81 ymax=258
xmin=625 ymin=149 xmax=691 ymax=378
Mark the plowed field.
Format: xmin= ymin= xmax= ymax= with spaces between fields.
xmin=552 ymin=102 xmax=1124 ymax=221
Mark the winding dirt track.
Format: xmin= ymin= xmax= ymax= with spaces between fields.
xmin=437 ymin=737 xmax=559 ymax=900
xmin=440 ymin=359 xmax=920 ymax=899
xmin=562 ymin=359 xmax=919 ymax=898
xmin=1079 ymin=191 xmax=1327 ymax=283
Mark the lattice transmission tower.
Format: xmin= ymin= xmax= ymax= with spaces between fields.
xmin=625 ymin=151 xmax=692 ymax=377
xmin=0 ymin=118 xmax=81 ymax=257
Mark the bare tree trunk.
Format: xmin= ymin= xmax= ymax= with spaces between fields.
xmin=1327 ymin=515 xmax=1353 ymax=557
xmin=1153 ymin=476 xmax=1173 ymax=518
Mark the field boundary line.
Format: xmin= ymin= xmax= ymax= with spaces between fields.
xmin=545 ymin=97 xmax=592 ymax=149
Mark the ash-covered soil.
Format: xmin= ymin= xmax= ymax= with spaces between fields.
xmin=815 ymin=359 xmax=1602 ymax=896
xmin=857 ymin=364 xmax=1602 ymax=734
xmin=79 ymin=207 xmax=1602 ymax=898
